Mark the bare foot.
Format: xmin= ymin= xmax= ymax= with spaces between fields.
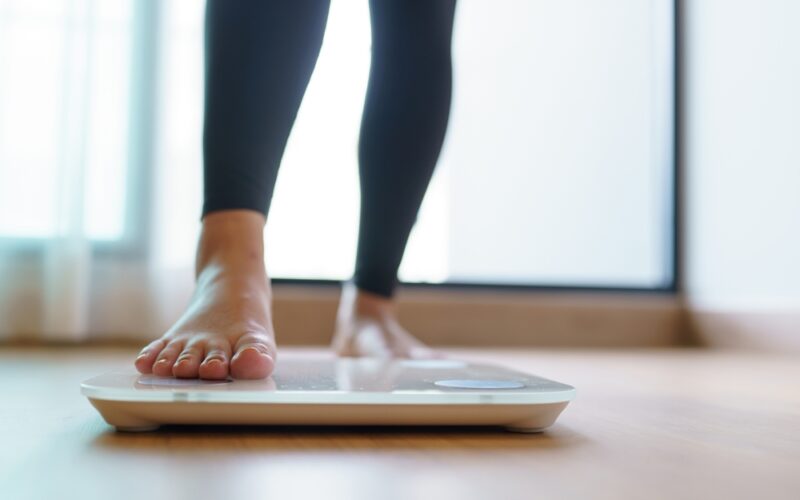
xmin=332 ymin=282 xmax=440 ymax=359
xmin=134 ymin=210 xmax=276 ymax=379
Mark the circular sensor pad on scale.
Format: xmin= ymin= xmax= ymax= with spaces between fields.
xmin=433 ymin=379 xmax=526 ymax=390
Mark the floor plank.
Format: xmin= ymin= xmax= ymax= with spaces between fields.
xmin=1 ymin=346 xmax=798 ymax=500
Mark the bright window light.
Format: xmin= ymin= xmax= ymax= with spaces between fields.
xmin=0 ymin=0 xmax=132 ymax=241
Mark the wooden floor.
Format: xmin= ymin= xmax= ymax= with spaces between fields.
xmin=1 ymin=346 xmax=798 ymax=500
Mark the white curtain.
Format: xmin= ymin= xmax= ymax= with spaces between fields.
xmin=0 ymin=0 xmax=198 ymax=341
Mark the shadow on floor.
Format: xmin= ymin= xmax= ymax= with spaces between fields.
xmin=89 ymin=421 xmax=588 ymax=452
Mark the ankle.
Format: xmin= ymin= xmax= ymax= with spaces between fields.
xmin=196 ymin=210 xmax=266 ymax=276
xmin=352 ymin=287 xmax=396 ymax=320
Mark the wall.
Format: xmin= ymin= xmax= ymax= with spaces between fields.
xmin=683 ymin=0 xmax=800 ymax=349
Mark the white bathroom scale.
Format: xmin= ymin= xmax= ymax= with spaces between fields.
xmin=81 ymin=355 xmax=575 ymax=433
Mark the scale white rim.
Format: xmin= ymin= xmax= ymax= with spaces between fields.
xmin=81 ymin=378 xmax=576 ymax=406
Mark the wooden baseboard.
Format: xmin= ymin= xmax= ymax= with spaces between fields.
xmin=687 ymin=307 xmax=800 ymax=353
xmin=0 ymin=283 xmax=684 ymax=348
xmin=272 ymin=285 xmax=684 ymax=348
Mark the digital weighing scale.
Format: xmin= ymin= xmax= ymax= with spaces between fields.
xmin=81 ymin=356 xmax=575 ymax=433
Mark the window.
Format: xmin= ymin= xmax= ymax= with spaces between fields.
xmin=1 ymin=0 xmax=675 ymax=290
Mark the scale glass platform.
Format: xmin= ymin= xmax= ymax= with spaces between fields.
xmin=81 ymin=355 xmax=575 ymax=433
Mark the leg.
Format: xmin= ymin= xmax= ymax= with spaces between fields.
xmin=333 ymin=0 xmax=457 ymax=357
xmin=135 ymin=0 xmax=330 ymax=379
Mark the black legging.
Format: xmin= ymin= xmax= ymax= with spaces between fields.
xmin=202 ymin=0 xmax=456 ymax=297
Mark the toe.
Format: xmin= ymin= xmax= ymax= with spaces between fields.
xmin=388 ymin=322 xmax=439 ymax=360
xmin=173 ymin=341 xmax=204 ymax=379
xmin=230 ymin=346 xmax=274 ymax=379
xmin=135 ymin=339 xmax=166 ymax=374
xmin=152 ymin=339 xmax=184 ymax=377
xmin=231 ymin=332 xmax=275 ymax=380
xmin=199 ymin=339 xmax=232 ymax=380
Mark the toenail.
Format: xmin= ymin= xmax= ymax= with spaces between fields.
xmin=240 ymin=346 xmax=267 ymax=356
xmin=205 ymin=358 xmax=223 ymax=365
xmin=155 ymin=359 xmax=169 ymax=365
xmin=136 ymin=353 xmax=148 ymax=360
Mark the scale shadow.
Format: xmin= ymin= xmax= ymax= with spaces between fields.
xmin=90 ymin=422 xmax=588 ymax=452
